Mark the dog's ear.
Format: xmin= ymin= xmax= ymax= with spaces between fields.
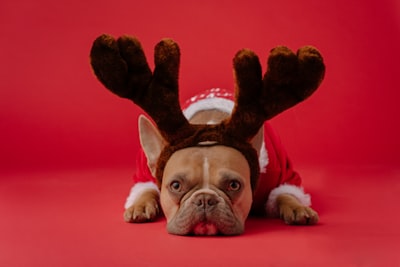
xmin=138 ymin=115 xmax=167 ymax=177
xmin=250 ymin=126 xmax=264 ymax=156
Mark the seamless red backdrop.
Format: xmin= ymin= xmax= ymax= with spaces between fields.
xmin=1 ymin=0 xmax=399 ymax=171
xmin=1 ymin=0 xmax=399 ymax=266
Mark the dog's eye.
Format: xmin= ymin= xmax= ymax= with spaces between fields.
xmin=170 ymin=181 xmax=182 ymax=192
xmin=227 ymin=180 xmax=241 ymax=191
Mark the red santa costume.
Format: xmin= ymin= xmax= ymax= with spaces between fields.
xmin=124 ymin=88 xmax=312 ymax=216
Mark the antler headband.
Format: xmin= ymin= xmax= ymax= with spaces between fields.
xmin=90 ymin=34 xmax=325 ymax=190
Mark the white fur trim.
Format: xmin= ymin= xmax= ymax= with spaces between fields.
xmin=183 ymin=97 xmax=234 ymax=120
xmin=265 ymin=184 xmax=311 ymax=216
xmin=183 ymin=88 xmax=269 ymax=174
xmin=124 ymin=182 xmax=160 ymax=209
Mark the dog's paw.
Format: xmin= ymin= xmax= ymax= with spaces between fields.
xmin=279 ymin=204 xmax=319 ymax=225
xmin=124 ymin=191 xmax=160 ymax=223
xmin=276 ymin=193 xmax=319 ymax=225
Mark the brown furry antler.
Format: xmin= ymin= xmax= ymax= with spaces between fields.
xmin=90 ymin=34 xmax=195 ymax=144
xmin=90 ymin=35 xmax=325 ymax=189
xmin=225 ymin=46 xmax=325 ymax=142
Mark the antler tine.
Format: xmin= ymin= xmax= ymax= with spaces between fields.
xmin=137 ymin=38 xmax=195 ymax=143
xmin=226 ymin=46 xmax=325 ymax=143
xmin=224 ymin=49 xmax=266 ymax=142
xmin=90 ymin=35 xmax=194 ymax=144
xmin=90 ymin=34 xmax=152 ymax=99
xmin=261 ymin=46 xmax=325 ymax=120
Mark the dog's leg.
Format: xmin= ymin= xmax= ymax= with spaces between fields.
xmin=276 ymin=193 xmax=319 ymax=225
xmin=123 ymin=182 xmax=160 ymax=223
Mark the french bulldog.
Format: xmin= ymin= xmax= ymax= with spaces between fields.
xmin=124 ymin=88 xmax=319 ymax=235
xmin=89 ymin=35 xmax=324 ymax=235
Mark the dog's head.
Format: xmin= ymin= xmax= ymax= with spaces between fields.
xmin=139 ymin=114 xmax=256 ymax=235
xmin=90 ymin=34 xmax=325 ymax=235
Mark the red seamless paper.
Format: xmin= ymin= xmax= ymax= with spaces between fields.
xmin=1 ymin=0 xmax=399 ymax=266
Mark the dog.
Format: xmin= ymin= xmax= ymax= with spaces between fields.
xmin=123 ymin=88 xmax=319 ymax=235
xmin=89 ymin=35 xmax=324 ymax=235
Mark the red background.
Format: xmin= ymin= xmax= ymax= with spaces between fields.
xmin=1 ymin=0 xmax=399 ymax=266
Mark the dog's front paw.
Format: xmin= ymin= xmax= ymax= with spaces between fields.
xmin=277 ymin=194 xmax=319 ymax=225
xmin=124 ymin=190 xmax=160 ymax=223
xmin=280 ymin=204 xmax=319 ymax=225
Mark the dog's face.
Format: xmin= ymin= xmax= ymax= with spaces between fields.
xmin=160 ymin=145 xmax=252 ymax=235
xmin=139 ymin=114 xmax=258 ymax=235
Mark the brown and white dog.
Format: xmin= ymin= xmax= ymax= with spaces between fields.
xmin=123 ymin=89 xmax=319 ymax=235
xmin=90 ymin=34 xmax=325 ymax=235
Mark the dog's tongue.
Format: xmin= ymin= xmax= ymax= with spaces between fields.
xmin=193 ymin=222 xmax=218 ymax=236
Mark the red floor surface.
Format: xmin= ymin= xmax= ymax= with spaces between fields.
xmin=1 ymin=0 xmax=400 ymax=266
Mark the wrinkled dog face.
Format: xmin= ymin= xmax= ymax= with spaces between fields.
xmin=138 ymin=114 xmax=255 ymax=235
xmin=160 ymin=146 xmax=252 ymax=236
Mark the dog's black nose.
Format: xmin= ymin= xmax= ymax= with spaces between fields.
xmin=194 ymin=193 xmax=219 ymax=211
